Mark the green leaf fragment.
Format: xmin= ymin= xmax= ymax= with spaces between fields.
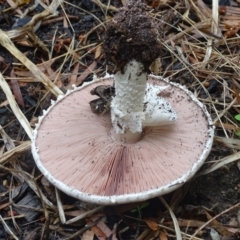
xmin=235 ymin=131 xmax=240 ymax=137
xmin=234 ymin=114 xmax=240 ymax=121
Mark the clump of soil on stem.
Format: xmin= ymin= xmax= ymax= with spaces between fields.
xmin=103 ymin=0 xmax=161 ymax=73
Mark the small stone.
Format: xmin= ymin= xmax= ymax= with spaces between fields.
xmin=3 ymin=179 xmax=8 ymax=187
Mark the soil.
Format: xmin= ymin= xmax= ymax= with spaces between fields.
xmin=103 ymin=1 xmax=161 ymax=73
xmin=0 ymin=0 xmax=240 ymax=239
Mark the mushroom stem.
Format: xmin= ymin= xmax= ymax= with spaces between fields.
xmin=100 ymin=0 xmax=177 ymax=143
xmin=110 ymin=59 xmax=177 ymax=143
xmin=111 ymin=59 xmax=147 ymax=137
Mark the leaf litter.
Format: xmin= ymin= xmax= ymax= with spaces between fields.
xmin=0 ymin=0 xmax=240 ymax=239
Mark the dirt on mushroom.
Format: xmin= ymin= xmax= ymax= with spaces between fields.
xmin=103 ymin=0 xmax=162 ymax=73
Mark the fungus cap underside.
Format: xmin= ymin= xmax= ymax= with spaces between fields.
xmin=32 ymin=76 xmax=214 ymax=205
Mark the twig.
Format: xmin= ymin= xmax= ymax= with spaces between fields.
xmin=0 ymin=141 xmax=31 ymax=165
xmin=6 ymin=0 xmax=61 ymax=39
xmin=0 ymin=30 xmax=63 ymax=97
xmin=0 ymin=215 xmax=19 ymax=240
xmin=64 ymin=1 xmax=107 ymax=29
xmin=56 ymin=188 xmax=66 ymax=224
xmin=0 ymin=164 xmax=55 ymax=209
xmin=159 ymin=196 xmax=182 ymax=240
xmin=0 ymin=73 xmax=33 ymax=139
xmin=91 ymin=0 xmax=119 ymax=12
xmin=9 ymin=177 xmax=22 ymax=235
xmin=65 ymin=206 xmax=104 ymax=224
xmin=190 ymin=201 xmax=240 ymax=239
xmin=195 ymin=151 xmax=240 ymax=177
xmin=62 ymin=217 xmax=103 ymax=240
xmin=0 ymin=125 xmax=15 ymax=150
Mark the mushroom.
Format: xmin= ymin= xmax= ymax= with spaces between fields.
xmin=31 ymin=1 xmax=214 ymax=205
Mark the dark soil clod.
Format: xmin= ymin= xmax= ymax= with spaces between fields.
xmin=102 ymin=0 xmax=162 ymax=73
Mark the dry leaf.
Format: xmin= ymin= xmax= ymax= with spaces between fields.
xmin=16 ymin=40 xmax=32 ymax=47
xmin=151 ymin=0 xmax=160 ymax=8
xmin=0 ymin=99 xmax=9 ymax=107
xmin=136 ymin=229 xmax=151 ymax=240
xmin=86 ymin=219 xmax=106 ymax=239
xmin=65 ymin=210 xmax=86 ymax=217
xmin=17 ymin=0 xmax=31 ymax=4
xmin=232 ymin=87 xmax=240 ymax=105
xmin=29 ymin=116 xmax=38 ymax=127
xmin=41 ymin=176 xmax=56 ymax=203
xmin=164 ymin=219 xmax=206 ymax=228
xmin=221 ymin=80 xmax=232 ymax=100
xmin=53 ymin=217 xmax=60 ymax=225
xmin=121 ymin=0 xmax=126 ymax=5
xmin=41 ymin=60 xmax=63 ymax=88
xmin=91 ymin=216 xmax=113 ymax=239
xmin=82 ymin=230 xmax=94 ymax=240
xmin=150 ymin=58 xmax=162 ymax=75
xmin=0 ymin=56 xmax=5 ymax=62
xmin=214 ymin=122 xmax=237 ymax=131
xmin=95 ymin=45 xmax=102 ymax=59
xmin=63 ymin=16 xmax=68 ymax=28
xmin=144 ymin=219 xmax=159 ymax=231
xmin=0 ymin=145 xmax=4 ymax=156
xmin=0 ymin=202 xmax=11 ymax=211
xmin=225 ymin=27 xmax=240 ymax=38
xmin=159 ymin=231 xmax=168 ymax=240
xmin=6 ymin=0 xmax=23 ymax=15
xmin=76 ymin=61 xmax=97 ymax=86
xmin=206 ymin=211 xmax=232 ymax=237
xmin=10 ymin=70 xmax=25 ymax=108
xmin=189 ymin=55 xmax=200 ymax=64
xmin=66 ymin=63 xmax=80 ymax=89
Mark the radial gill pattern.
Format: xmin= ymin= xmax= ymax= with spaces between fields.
xmin=32 ymin=77 xmax=214 ymax=204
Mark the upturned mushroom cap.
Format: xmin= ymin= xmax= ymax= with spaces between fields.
xmin=32 ymin=76 xmax=214 ymax=205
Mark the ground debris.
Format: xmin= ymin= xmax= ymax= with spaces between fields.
xmin=1 ymin=0 xmax=240 ymax=239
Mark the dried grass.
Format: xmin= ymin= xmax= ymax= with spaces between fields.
xmin=0 ymin=72 xmax=33 ymax=139
xmin=0 ymin=0 xmax=240 ymax=239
